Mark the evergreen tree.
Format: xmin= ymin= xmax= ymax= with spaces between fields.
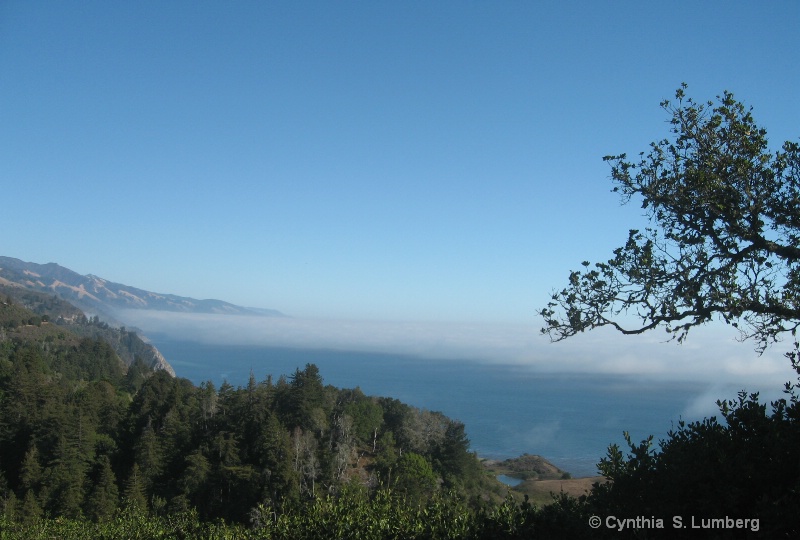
xmin=124 ymin=357 xmax=149 ymax=392
xmin=1 ymin=491 xmax=18 ymax=522
xmin=394 ymin=452 xmax=438 ymax=504
xmin=258 ymin=413 xmax=299 ymax=507
xmin=122 ymin=463 xmax=148 ymax=513
xmin=20 ymin=489 xmax=42 ymax=524
xmin=374 ymin=431 xmax=398 ymax=483
xmin=134 ymin=423 xmax=164 ymax=491
xmin=344 ymin=397 xmax=384 ymax=447
xmin=19 ymin=444 xmax=43 ymax=497
xmin=279 ymin=364 xmax=326 ymax=430
xmin=197 ymin=380 xmax=218 ymax=434
xmin=433 ymin=420 xmax=480 ymax=490
xmin=86 ymin=455 xmax=118 ymax=522
xmin=179 ymin=449 xmax=210 ymax=512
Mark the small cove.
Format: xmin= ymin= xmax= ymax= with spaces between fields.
xmin=496 ymin=474 xmax=523 ymax=487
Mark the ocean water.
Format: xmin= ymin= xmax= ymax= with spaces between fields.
xmin=150 ymin=337 xmax=726 ymax=478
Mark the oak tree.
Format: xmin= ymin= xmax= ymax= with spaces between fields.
xmin=541 ymin=85 xmax=800 ymax=365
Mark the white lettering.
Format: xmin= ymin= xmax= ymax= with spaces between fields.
xmin=608 ymin=515 xmax=757 ymax=533
xmin=689 ymin=516 xmax=760 ymax=532
xmin=605 ymin=516 xmax=664 ymax=531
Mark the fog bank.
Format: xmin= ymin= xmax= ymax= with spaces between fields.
xmin=116 ymin=310 xmax=796 ymax=392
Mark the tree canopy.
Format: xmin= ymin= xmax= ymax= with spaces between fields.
xmin=0 ymin=295 xmax=502 ymax=527
xmin=540 ymin=84 xmax=800 ymax=364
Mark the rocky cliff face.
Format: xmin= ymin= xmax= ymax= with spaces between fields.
xmin=144 ymin=340 xmax=176 ymax=377
xmin=97 ymin=322 xmax=177 ymax=377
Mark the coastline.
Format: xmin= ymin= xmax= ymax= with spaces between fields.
xmin=482 ymin=453 xmax=606 ymax=504
xmin=148 ymin=337 xmax=702 ymax=483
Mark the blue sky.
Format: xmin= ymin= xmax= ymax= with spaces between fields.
xmin=2 ymin=2 xmax=799 ymax=378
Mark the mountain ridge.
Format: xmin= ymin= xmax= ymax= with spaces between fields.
xmin=0 ymin=256 xmax=285 ymax=319
xmin=0 ymin=255 xmax=286 ymax=378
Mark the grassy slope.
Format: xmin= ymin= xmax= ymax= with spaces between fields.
xmin=482 ymin=453 xmax=606 ymax=506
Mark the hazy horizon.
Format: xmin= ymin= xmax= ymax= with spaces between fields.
xmin=118 ymin=309 xmax=796 ymax=393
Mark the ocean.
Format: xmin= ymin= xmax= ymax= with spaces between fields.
xmin=149 ymin=337 xmax=748 ymax=478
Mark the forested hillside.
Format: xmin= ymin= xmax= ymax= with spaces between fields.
xmin=0 ymin=284 xmax=174 ymax=375
xmin=2 ymin=293 xmax=549 ymax=537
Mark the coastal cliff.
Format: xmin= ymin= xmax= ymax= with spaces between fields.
xmin=0 ymin=282 xmax=176 ymax=376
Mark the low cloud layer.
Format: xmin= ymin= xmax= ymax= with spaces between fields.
xmin=117 ymin=309 xmax=796 ymax=392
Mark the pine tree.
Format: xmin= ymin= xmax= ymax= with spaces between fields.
xmin=38 ymin=431 xmax=87 ymax=519
xmin=20 ymin=489 xmax=42 ymax=524
xmin=258 ymin=413 xmax=299 ymax=507
xmin=122 ymin=463 xmax=148 ymax=513
xmin=19 ymin=444 xmax=42 ymax=497
xmin=134 ymin=423 xmax=163 ymax=490
xmin=86 ymin=455 xmax=118 ymax=522
xmin=1 ymin=491 xmax=18 ymax=522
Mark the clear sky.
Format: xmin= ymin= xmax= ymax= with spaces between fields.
xmin=2 ymin=2 xmax=799 ymax=379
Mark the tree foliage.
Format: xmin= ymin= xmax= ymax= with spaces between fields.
xmin=0 ymin=296 xmax=503 ymax=531
xmin=539 ymin=87 xmax=800 ymax=538
xmin=587 ymin=390 xmax=800 ymax=537
xmin=541 ymin=84 xmax=800 ymax=363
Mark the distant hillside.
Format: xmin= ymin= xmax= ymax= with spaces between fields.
xmin=0 ymin=256 xmax=285 ymax=320
xmin=0 ymin=285 xmax=174 ymax=375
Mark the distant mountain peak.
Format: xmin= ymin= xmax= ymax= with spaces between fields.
xmin=0 ymin=256 xmax=285 ymax=319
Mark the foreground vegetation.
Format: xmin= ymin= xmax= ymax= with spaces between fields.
xmin=2 ymin=382 xmax=798 ymax=538
xmin=0 ymin=489 xmax=584 ymax=539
